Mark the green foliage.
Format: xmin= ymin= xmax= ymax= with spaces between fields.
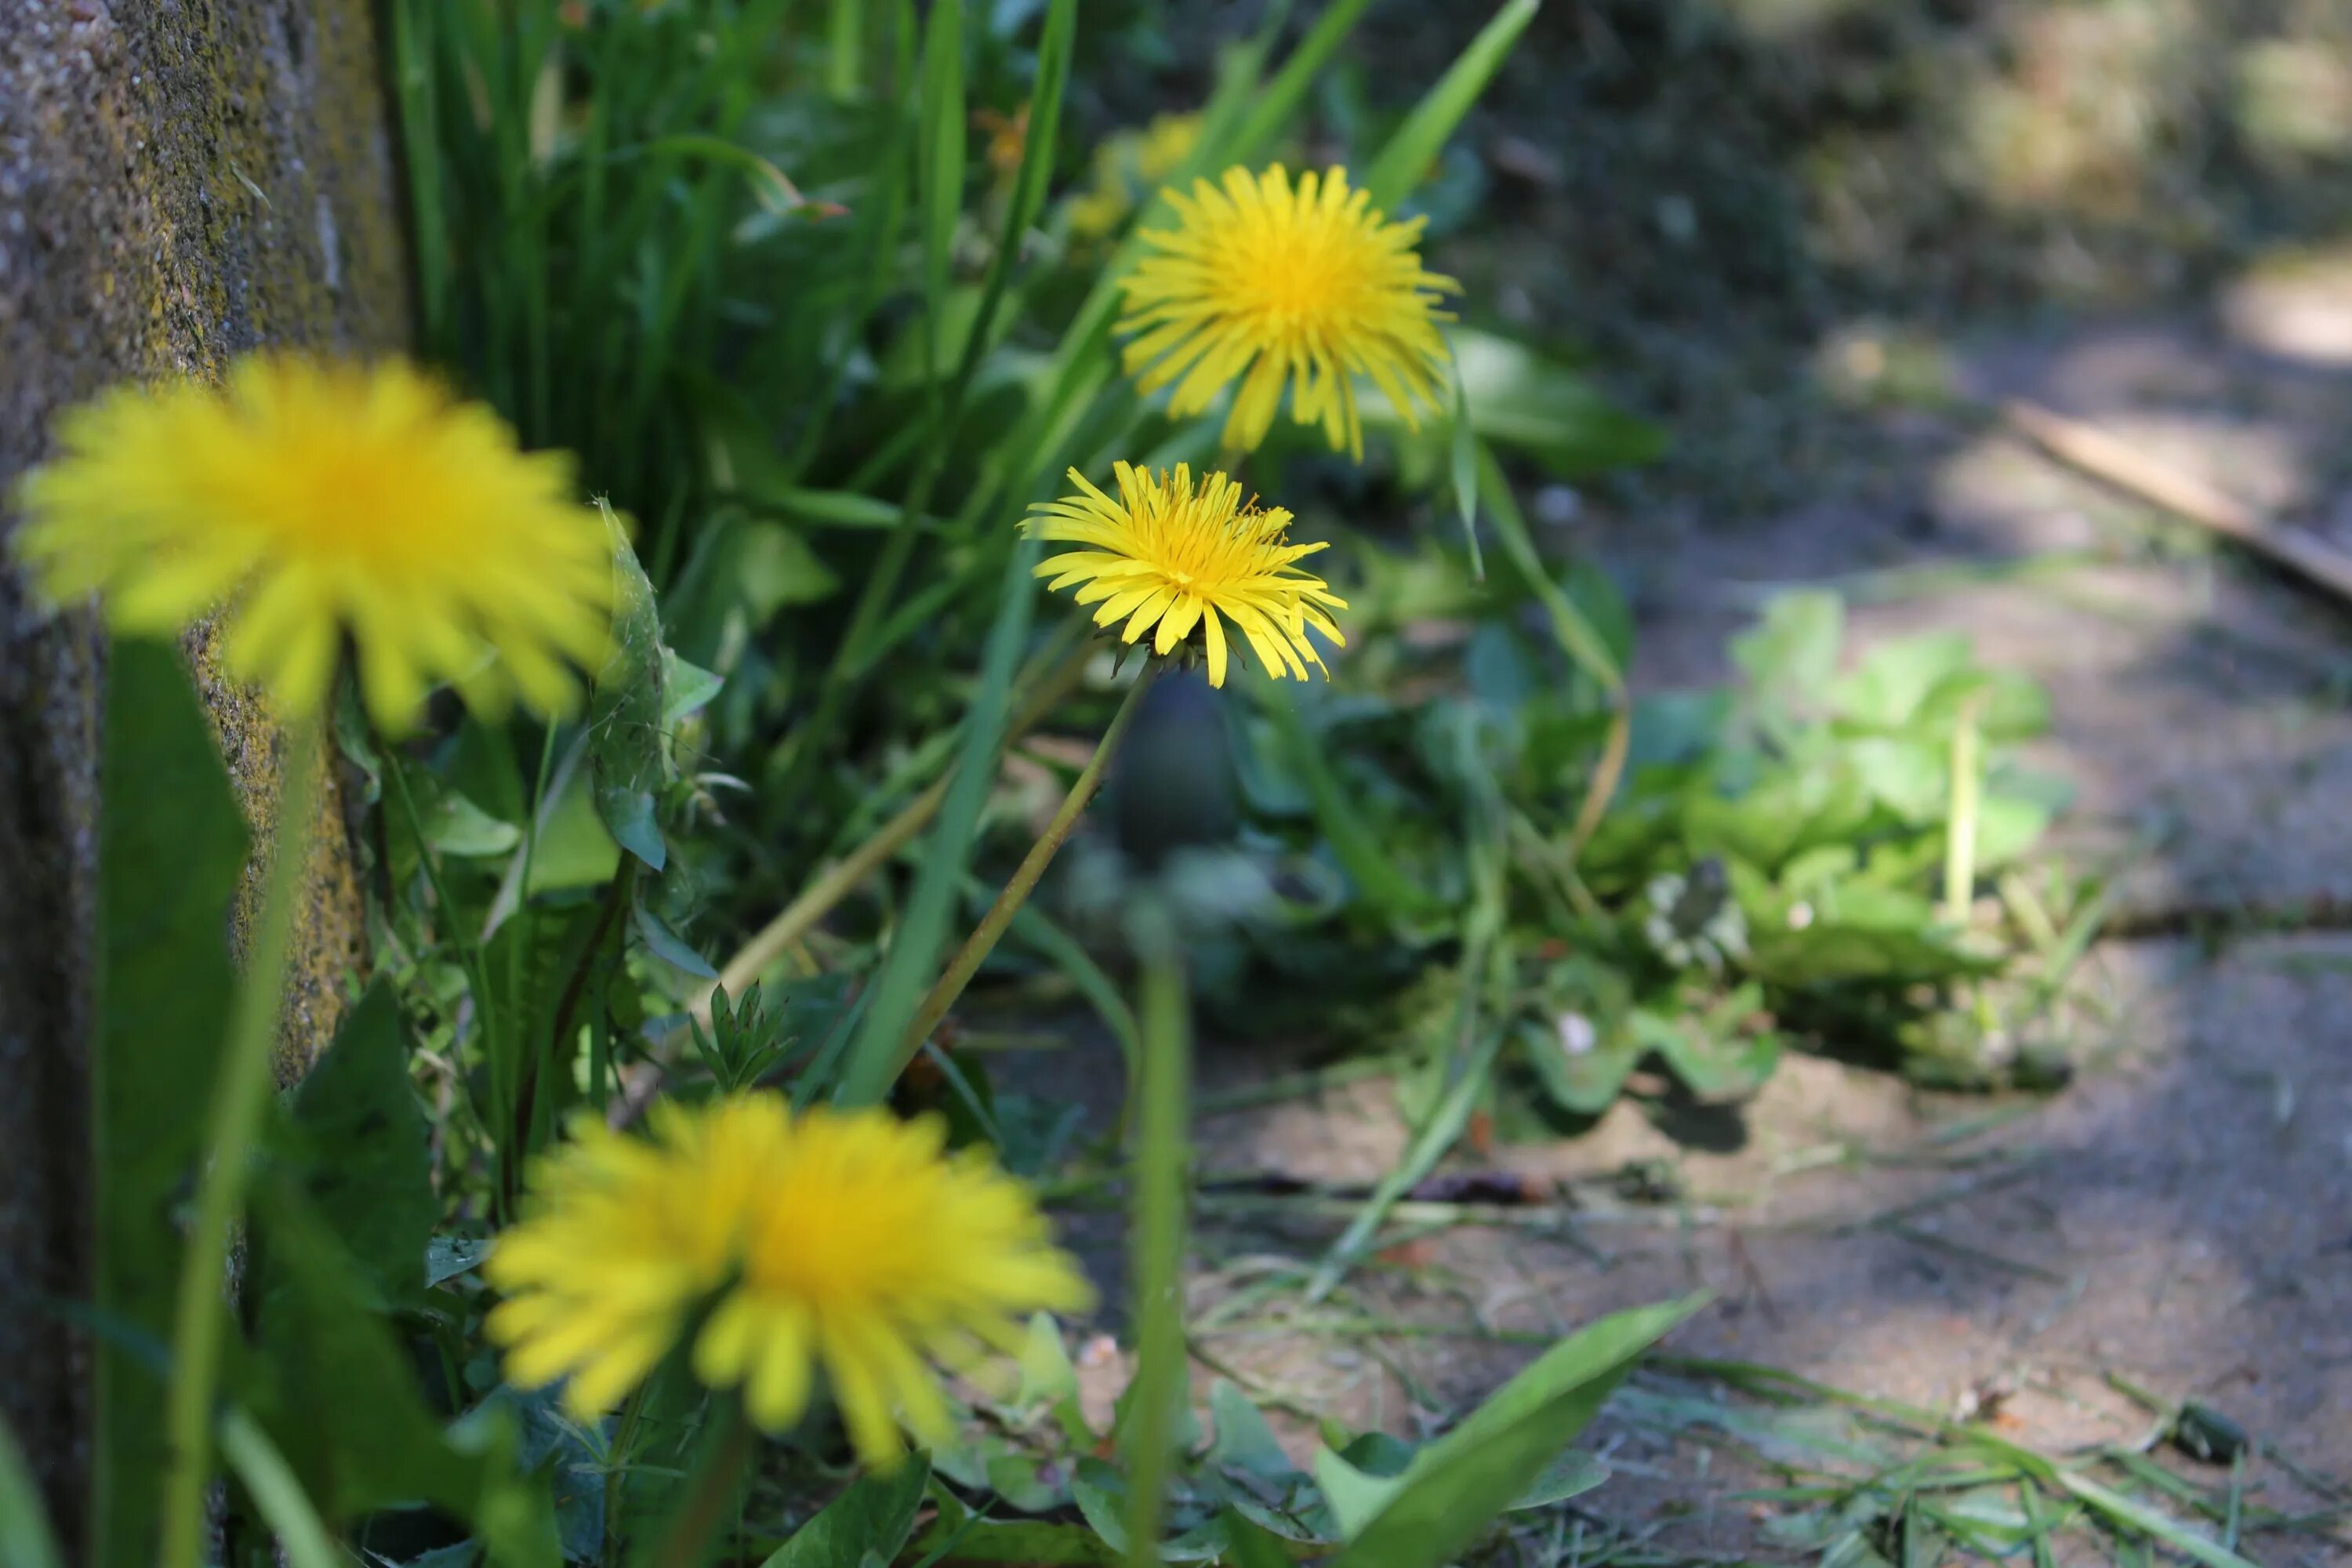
xmin=36 ymin=0 xmax=2096 ymax=1562
xmin=1222 ymin=572 xmax=2073 ymax=1140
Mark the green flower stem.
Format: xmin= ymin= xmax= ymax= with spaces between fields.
xmin=649 ymin=1397 xmax=754 ymax=1568
xmin=895 ymin=664 xmax=1158 ymax=1071
xmin=1123 ymin=915 xmax=1192 ymax=1567
xmin=706 ymin=620 xmax=1092 ymax=1019
xmin=159 ymin=709 xmax=322 ymax=1568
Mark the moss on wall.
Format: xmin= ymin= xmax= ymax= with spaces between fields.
xmin=0 ymin=0 xmax=407 ymax=1548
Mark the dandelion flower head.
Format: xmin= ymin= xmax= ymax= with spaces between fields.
xmin=485 ymin=1094 xmax=1091 ymax=1469
xmin=1118 ymin=164 xmax=1457 ymax=459
xmin=1024 ymin=461 xmax=1345 ymax=688
xmin=13 ymin=354 xmax=611 ymax=733
xmin=1068 ymin=112 xmax=1202 ymax=241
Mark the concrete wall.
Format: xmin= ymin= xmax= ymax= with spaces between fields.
xmin=0 ymin=0 xmax=407 ymax=1548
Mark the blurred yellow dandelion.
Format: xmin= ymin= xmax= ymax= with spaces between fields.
xmin=1024 ymin=461 xmax=1345 ymax=688
xmin=1118 ymin=164 xmax=1458 ymax=458
xmin=1067 ymin=112 xmax=1202 ymax=241
xmin=485 ymin=1094 xmax=1090 ymax=1470
xmin=13 ymin=354 xmax=611 ymax=733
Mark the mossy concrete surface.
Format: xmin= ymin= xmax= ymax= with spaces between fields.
xmin=0 ymin=0 xmax=407 ymax=1548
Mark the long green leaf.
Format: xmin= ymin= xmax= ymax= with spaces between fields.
xmin=91 ymin=640 xmax=248 ymax=1568
xmin=1001 ymin=897 xmax=1142 ymax=1090
xmin=942 ymin=0 xmax=1073 ymax=412
xmin=2053 ymin=1472 xmax=2266 ymax=1568
xmin=0 ymin=1417 xmax=62 ymax=1568
xmin=917 ymin=0 xmax=966 ymax=378
xmin=1475 ymin=441 xmax=1623 ymax=691
xmin=1259 ymin=689 xmax=1436 ymax=922
xmin=1363 ymin=0 xmax=1539 ymax=216
xmin=1305 ymin=1025 xmax=1501 ymax=1303
xmin=1450 ymin=364 xmax=1484 ymax=579
xmin=1323 ymin=1297 xmax=1707 ymax=1568
xmin=832 ymin=535 xmax=1042 ymax=1105
xmin=248 ymin=1181 xmax=562 ymax=1563
xmin=217 ymin=1411 xmax=342 ymax=1568
xmin=1227 ymin=0 xmax=1378 ymax=168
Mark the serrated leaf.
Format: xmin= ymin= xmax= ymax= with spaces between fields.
xmin=734 ymin=520 xmax=843 ymax=622
xmin=660 ymin=648 xmax=724 ymax=727
xmin=1312 ymin=1446 xmax=1403 ymax=1539
xmin=426 ymin=1236 xmax=495 ymax=1287
xmin=248 ymin=1184 xmax=561 ymax=1563
xmin=285 ymin=983 xmax=437 ymax=1307
xmin=1519 ymin=1018 xmax=1642 ymax=1117
xmin=1632 ymin=1009 xmax=1780 ymax=1104
xmin=1831 ymin=632 xmax=1973 ymax=730
xmin=1016 ymin=1313 xmax=1093 ymax=1445
xmin=759 ymin=1457 xmax=928 ymax=1567
xmin=423 ymin=788 xmax=523 ymax=856
xmin=1209 ymin=1381 xmax=1297 ymax=1481
xmin=633 ymin=902 xmax=718 ymax=979
xmin=917 ymin=1490 xmax=1120 ymax=1564
xmin=1733 ymin=591 xmax=1845 ymax=741
xmin=589 ymin=503 xmax=669 ymax=871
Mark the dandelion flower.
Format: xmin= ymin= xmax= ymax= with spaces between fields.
xmin=485 ymin=1094 xmax=1091 ymax=1469
xmin=1118 ymin=164 xmax=1458 ymax=459
xmin=1024 ymin=462 xmax=1345 ymax=688
xmin=1068 ymin=112 xmax=1202 ymax=242
xmin=13 ymin=354 xmax=611 ymax=733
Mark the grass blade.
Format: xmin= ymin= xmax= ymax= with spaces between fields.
xmin=1475 ymin=441 xmax=1622 ymax=691
xmin=1305 ymin=1025 xmax=1502 ymax=1303
xmin=2053 ymin=1471 xmax=2265 ymax=1568
xmin=1451 ymin=364 xmax=1484 ymax=579
xmin=1362 ymin=0 xmax=1538 ymax=216
xmin=0 ymin=1417 xmax=61 ymax=1568
xmin=1258 ymin=687 xmax=1438 ymax=922
xmin=1228 ymin=0 xmax=1377 ymax=169
xmin=216 ymin=1410 xmax=340 ymax=1568
xmin=831 ymin=537 xmax=1042 ymax=1105
xmin=917 ymin=0 xmax=967 ymax=379
xmin=828 ymin=0 xmax=864 ymax=98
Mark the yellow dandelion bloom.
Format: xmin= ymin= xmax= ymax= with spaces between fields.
xmin=1023 ymin=462 xmax=1345 ymax=688
xmin=1068 ymin=112 xmax=1202 ymax=242
xmin=485 ymin=1094 xmax=1091 ymax=1469
xmin=1118 ymin=164 xmax=1459 ymax=459
xmin=13 ymin=354 xmax=611 ymax=733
